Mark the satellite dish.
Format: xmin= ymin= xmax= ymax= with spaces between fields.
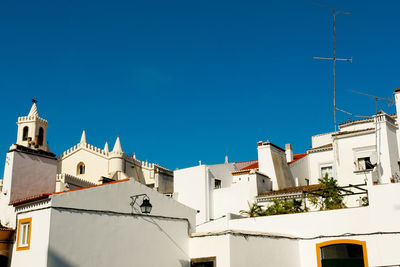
xmin=370 ymin=154 xmax=377 ymax=165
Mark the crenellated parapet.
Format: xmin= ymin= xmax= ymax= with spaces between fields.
xmin=57 ymin=142 xmax=109 ymax=160
xmin=17 ymin=115 xmax=48 ymax=126
xmin=141 ymin=160 xmax=155 ymax=169
xmin=56 ymin=173 xmax=97 ymax=191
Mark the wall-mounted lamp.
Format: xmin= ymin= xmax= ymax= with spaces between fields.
xmin=130 ymin=194 xmax=152 ymax=214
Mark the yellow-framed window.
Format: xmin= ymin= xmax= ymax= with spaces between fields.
xmin=316 ymin=239 xmax=368 ymax=267
xmin=16 ymin=217 xmax=32 ymax=251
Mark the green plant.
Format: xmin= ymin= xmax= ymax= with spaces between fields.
xmin=264 ymin=198 xmax=308 ymax=216
xmin=240 ymin=202 xmax=264 ymax=217
xmin=308 ymin=174 xmax=346 ymax=210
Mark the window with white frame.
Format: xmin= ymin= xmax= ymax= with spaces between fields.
xmin=321 ymin=166 xmax=333 ymax=178
xmin=17 ymin=218 xmax=32 ymax=250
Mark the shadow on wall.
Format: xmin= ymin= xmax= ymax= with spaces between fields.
xmin=48 ymin=249 xmax=76 ymax=267
xmin=135 ymin=214 xmax=190 ymax=259
xmin=179 ymin=259 xmax=190 ymax=267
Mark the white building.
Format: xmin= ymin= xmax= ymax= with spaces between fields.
xmin=3 ymin=89 xmax=400 ymax=267
xmin=175 ymin=88 xmax=400 ymax=222
xmin=10 ymin=178 xmax=196 ymax=267
xmin=56 ymin=130 xmax=173 ymax=193
xmin=0 ymin=103 xmax=173 ymax=230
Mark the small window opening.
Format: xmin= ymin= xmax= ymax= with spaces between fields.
xmin=214 ymin=179 xmax=221 ymax=189
xmin=38 ymin=127 xmax=44 ymax=146
xmin=321 ymin=166 xmax=333 ymax=178
xmin=23 ymin=126 xmax=29 ymax=141
xmin=357 ymin=157 xmax=374 ymax=171
xmin=77 ymin=162 xmax=85 ymax=175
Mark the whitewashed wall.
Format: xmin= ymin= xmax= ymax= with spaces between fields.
xmin=307 ymin=149 xmax=333 ymax=184
xmin=206 ymin=183 xmax=400 ymax=267
xmin=174 ymin=165 xmax=210 ymax=224
xmin=11 ymin=207 xmax=51 ymax=267
xmin=47 ymin=208 xmax=190 ymax=267
xmin=289 ymin=155 xmax=309 ymax=186
xmin=58 ymin=149 xmax=109 ymax=184
xmin=335 ymin=131 xmax=376 ymax=186
xmin=51 ymin=178 xmax=196 ymax=230
xmin=311 ymin=132 xmax=332 ymax=148
xmin=190 ymin=233 xmax=300 ymax=267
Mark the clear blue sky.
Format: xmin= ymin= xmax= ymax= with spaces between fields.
xmin=0 ymin=0 xmax=399 ymax=174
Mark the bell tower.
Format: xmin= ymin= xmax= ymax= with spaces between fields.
xmin=16 ymin=101 xmax=49 ymax=151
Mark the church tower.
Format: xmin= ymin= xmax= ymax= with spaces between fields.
xmin=0 ymin=102 xmax=57 ymax=227
xmin=16 ymin=102 xmax=49 ymax=151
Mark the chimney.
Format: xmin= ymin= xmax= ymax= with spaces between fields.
xmin=285 ymin=144 xmax=293 ymax=163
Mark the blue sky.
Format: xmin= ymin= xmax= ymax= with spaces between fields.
xmin=0 ymin=0 xmax=399 ymax=174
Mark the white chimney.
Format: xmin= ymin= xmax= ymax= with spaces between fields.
xmin=285 ymin=144 xmax=294 ymax=163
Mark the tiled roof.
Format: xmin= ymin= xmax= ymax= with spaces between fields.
xmin=339 ymin=113 xmax=396 ymax=128
xmin=10 ymin=178 xmax=131 ymax=206
xmin=332 ymin=128 xmax=374 ymax=137
xmin=233 ymin=160 xmax=258 ymax=171
xmin=257 ymin=184 xmax=322 ymax=197
xmin=9 ymin=193 xmax=51 ymax=206
xmin=288 ymin=153 xmax=307 ymax=165
xmin=240 ymin=161 xmax=259 ymax=171
xmin=308 ymin=143 xmax=333 ymax=154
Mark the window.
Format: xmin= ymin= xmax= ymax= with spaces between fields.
xmin=321 ymin=166 xmax=333 ymax=178
xmin=191 ymin=257 xmax=216 ymax=267
xmin=357 ymin=157 xmax=374 ymax=171
xmin=22 ymin=126 xmax=29 ymax=141
xmin=38 ymin=127 xmax=44 ymax=146
xmin=214 ymin=179 xmax=221 ymax=189
xmin=316 ymin=239 xmax=368 ymax=267
xmin=77 ymin=162 xmax=85 ymax=175
xmin=17 ymin=218 xmax=32 ymax=251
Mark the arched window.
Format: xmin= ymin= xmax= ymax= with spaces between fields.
xmin=23 ymin=126 xmax=29 ymax=141
xmin=316 ymin=239 xmax=368 ymax=267
xmin=38 ymin=127 xmax=44 ymax=146
xmin=77 ymin=162 xmax=85 ymax=175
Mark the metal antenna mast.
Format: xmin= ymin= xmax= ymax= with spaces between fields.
xmin=312 ymin=2 xmax=352 ymax=132
xmin=349 ymin=90 xmax=394 ymax=114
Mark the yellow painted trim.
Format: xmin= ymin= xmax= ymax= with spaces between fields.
xmin=316 ymin=239 xmax=368 ymax=267
xmin=16 ymin=217 xmax=32 ymax=251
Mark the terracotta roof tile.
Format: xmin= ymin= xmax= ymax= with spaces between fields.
xmin=233 ymin=160 xmax=258 ymax=171
xmin=10 ymin=178 xmax=131 ymax=206
xmin=288 ymin=153 xmax=307 ymax=165
xmin=240 ymin=161 xmax=259 ymax=171
xmin=9 ymin=193 xmax=51 ymax=206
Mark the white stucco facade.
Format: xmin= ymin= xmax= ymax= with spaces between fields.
xmin=57 ymin=132 xmax=174 ymax=194
xmin=10 ymin=178 xmax=197 ymax=267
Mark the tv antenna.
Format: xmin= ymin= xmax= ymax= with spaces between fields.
xmin=312 ymin=2 xmax=352 ymax=132
xmin=349 ymin=90 xmax=394 ymax=114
